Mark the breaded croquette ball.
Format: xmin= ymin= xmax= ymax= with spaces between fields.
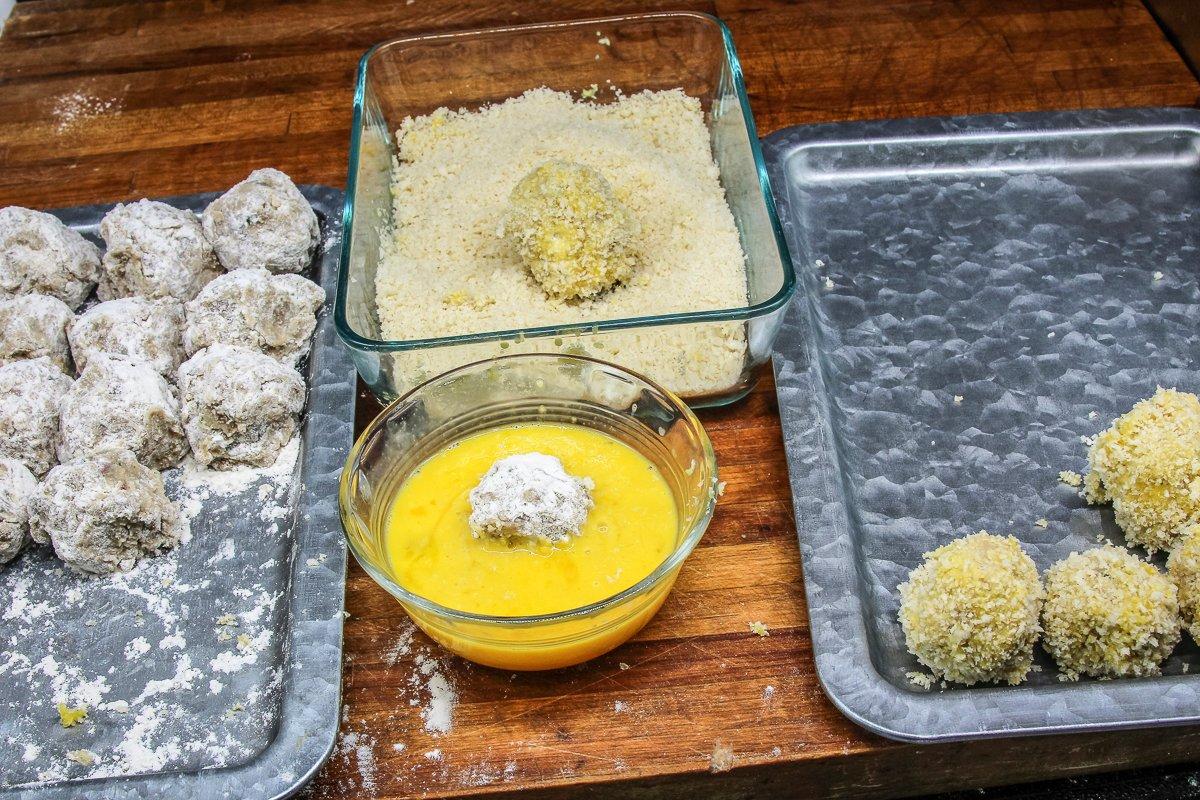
xmin=502 ymin=160 xmax=639 ymax=301
xmin=1084 ymin=387 xmax=1200 ymax=553
xmin=898 ymin=532 xmax=1043 ymax=686
xmin=1167 ymin=526 xmax=1200 ymax=642
xmin=1042 ymin=546 xmax=1180 ymax=680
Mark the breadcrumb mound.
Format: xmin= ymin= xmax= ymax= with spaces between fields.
xmin=1042 ymin=545 xmax=1180 ymax=680
xmin=1084 ymin=387 xmax=1200 ymax=553
xmin=1167 ymin=526 xmax=1200 ymax=643
xmin=502 ymin=160 xmax=639 ymax=301
xmin=898 ymin=532 xmax=1043 ymax=686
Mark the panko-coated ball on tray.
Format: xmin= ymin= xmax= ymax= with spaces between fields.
xmin=1168 ymin=526 xmax=1200 ymax=643
xmin=1084 ymin=387 xmax=1200 ymax=553
xmin=98 ymin=199 xmax=221 ymax=302
xmin=1042 ymin=545 xmax=1180 ymax=680
xmin=898 ymin=531 xmax=1043 ymax=686
xmin=0 ymin=293 xmax=74 ymax=373
xmin=201 ymin=168 xmax=320 ymax=274
xmin=0 ymin=207 xmax=100 ymax=310
xmin=29 ymin=448 xmax=182 ymax=575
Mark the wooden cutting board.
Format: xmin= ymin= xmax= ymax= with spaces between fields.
xmin=2 ymin=1 xmax=1198 ymax=798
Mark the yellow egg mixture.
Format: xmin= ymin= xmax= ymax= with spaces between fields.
xmin=385 ymin=423 xmax=678 ymax=617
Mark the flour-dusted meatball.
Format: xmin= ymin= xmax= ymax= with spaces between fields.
xmin=178 ymin=344 xmax=305 ymax=469
xmin=468 ymin=453 xmax=594 ymax=543
xmin=29 ymin=448 xmax=181 ymax=574
xmin=201 ymin=168 xmax=320 ymax=274
xmin=98 ymin=199 xmax=221 ymax=302
xmin=69 ymin=297 xmax=184 ymax=377
xmin=0 ymin=293 xmax=74 ymax=373
xmin=0 ymin=457 xmax=38 ymax=565
xmin=0 ymin=357 xmax=74 ymax=476
xmin=59 ymin=354 xmax=188 ymax=470
xmin=1042 ymin=545 xmax=1181 ymax=680
xmin=183 ymin=268 xmax=324 ymax=365
xmin=0 ymin=207 xmax=100 ymax=310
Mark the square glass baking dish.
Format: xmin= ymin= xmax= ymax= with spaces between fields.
xmin=335 ymin=11 xmax=794 ymax=406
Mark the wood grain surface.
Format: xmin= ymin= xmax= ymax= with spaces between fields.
xmin=2 ymin=1 xmax=1198 ymax=798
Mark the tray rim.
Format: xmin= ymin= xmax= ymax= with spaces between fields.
xmin=1 ymin=185 xmax=353 ymax=799
xmin=765 ymin=106 xmax=1200 ymax=743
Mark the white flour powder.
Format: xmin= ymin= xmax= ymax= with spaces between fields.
xmin=0 ymin=435 xmax=303 ymax=787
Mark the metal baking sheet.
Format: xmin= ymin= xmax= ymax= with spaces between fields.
xmin=0 ymin=187 xmax=353 ymax=797
xmin=765 ymin=109 xmax=1200 ymax=742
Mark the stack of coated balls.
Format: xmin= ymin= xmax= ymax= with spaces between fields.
xmin=899 ymin=388 xmax=1200 ymax=685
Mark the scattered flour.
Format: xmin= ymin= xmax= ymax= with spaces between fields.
xmin=336 ymin=731 xmax=378 ymax=794
xmin=382 ymin=624 xmax=415 ymax=667
xmin=179 ymin=436 xmax=300 ymax=499
xmin=0 ymin=431 xmax=306 ymax=787
xmin=209 ymin=627 xmax=271 ymax=674
xmin=51 ymin=91 xmax=123 ymax=134
xmin=125 ymin=637 xmax=151 ymax=660
xmin=422 ymin=672 xmax=456 ymax=735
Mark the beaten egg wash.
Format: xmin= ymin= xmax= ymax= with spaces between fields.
xmin=384 ymin=423 xmax=678 ymax=618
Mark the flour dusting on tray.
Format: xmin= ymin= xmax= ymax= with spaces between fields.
xmin=0 ymin=438 xmax=301 ymax=787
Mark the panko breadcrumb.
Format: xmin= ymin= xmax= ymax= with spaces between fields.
xmin=898 ymin=532 xmax=1043 ymax=686
xmin=1167 ymin=526 xmax=1200 ymax=642
xmin=502 ymin=160 xmax=639 ymax=301
xmin=1058 ymin=470 xmax=1082 ymax=488
xmin=1083 ymin=387 xmax=1200 ymax=552
xmin=1042 ymin=546 xmax=1180 ymax=680
xmin=376 ymin=88 xmax=749 ymax=397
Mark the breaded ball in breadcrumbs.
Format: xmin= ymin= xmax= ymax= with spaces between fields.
xmin=1042 ymin=546 xmax=1180 ymax=680
xmin=1084 ymin=387 xmax=1200 ymax=553
xmin=502 ymin=160 xmax=639 ymax=301
xmin=1167 ymin=526 xmax=1200 ymax=642
xmin=898 ymin=532 xmax=1043 ymax=686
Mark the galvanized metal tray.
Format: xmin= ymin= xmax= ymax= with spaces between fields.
xmin=0 ymin=187 xmax=353 ymax=797
xmin=766 ymin=109 xmax=1200 ymax=742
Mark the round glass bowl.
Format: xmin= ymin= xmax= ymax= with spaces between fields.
xmin=339 ymin=353 xmax=718 ymax=670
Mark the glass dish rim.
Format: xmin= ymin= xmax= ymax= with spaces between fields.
xmin=334 ymin=10 xmax=796 ymax=353
xmin=338 ymin=351 xmax=719 ymax=626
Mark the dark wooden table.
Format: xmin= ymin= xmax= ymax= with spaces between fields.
xmin=2 ymin=2 xmax=1198 ymax=798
